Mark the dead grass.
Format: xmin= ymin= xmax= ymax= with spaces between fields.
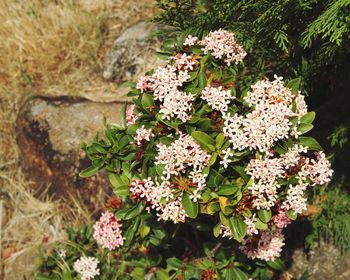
xmin=0 ymin=0 xmax=157 ymax=278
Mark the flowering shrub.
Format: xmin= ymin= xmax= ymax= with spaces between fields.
xmin=37 ymin=30 xmax=333 ymax=279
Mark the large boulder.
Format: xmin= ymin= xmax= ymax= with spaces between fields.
xmin=103 ymin=21 xmax=163 ymax=82
xmin=16 ymin=96 xmax=123 ymax=208
xmin=288 ymin=241 xmax=350 ymax=279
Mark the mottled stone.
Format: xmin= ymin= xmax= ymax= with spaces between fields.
xmin=288 ymin=241 xmax=350 ymax=280
xmin=103 ymin=21 xmax=163 ymax=82
xmin=16 ymin=96 xmax=123 ymax=206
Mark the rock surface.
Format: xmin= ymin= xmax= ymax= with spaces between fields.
xmin=103 ymin=21 xmax=163 ymax=82
xmin=16 ymin=96 xmax=123 ymax=206
xmin=288 ymin=241 xmax=350 ymax=280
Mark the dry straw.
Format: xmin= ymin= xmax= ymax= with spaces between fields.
xmin=0 ymin=0 xmax=156 ymax=278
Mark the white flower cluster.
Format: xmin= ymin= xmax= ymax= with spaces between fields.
xmin=240 ymin=229 xmax=285 ymax=261
xmin=129 ymin=133 xmax=210 ymax=223
xmin=159 ymin=89 xmax=195 ymax=122
xmin=201 ymin=86 xmax=235 ymax=113
xmin=134 ymin=125 xmax=154 ymax=146
xmin=129 ymin=178 xmax=186 ymax=223
xmin=184 ymin=35 xmax=198 ymax=47
xmin=246 ymin=145 xmax=333 ymax=212
xmin=74 ymin=256 xmax=100 ymax=280
xmin=244 ymin=214 xmax=258 ymax=236
xmin=156 ymin=133 xmax=210 ymax=190
xmin=223 ymin=76 xmax=307 ymax=153
xmin=199 ymin=29 xmax=247 ymax=66
xmin=171 ymin=53 xmax=196 ymax=71
xmin=126 ymin=104 xmax=139 ymax=125
xmin=282 ymin=150 xmax=333 ymax=213
xmin=247 ymin=157 xmax=284 ymax=209
xmin=136 ymin=61 xmax=194 ymax=122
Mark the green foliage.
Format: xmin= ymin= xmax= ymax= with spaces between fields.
xmin=36 ymin=224 xmax=282 ymax=279
xmin=154 ymin=0 xmax=350 ymax=95
xmin=306 ymin=186 xmax=350 ymax=252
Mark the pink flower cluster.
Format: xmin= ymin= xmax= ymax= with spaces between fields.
xmin=73 ymin=256 xmax=100 ymax=280
xmin=134 ymin=125 xmax=154 ymax=146
xmin=223 ymin=76 xmax=308 ymax=153
xmin=272 ymin=205 xmax=291 ymax=229
xmin=171 ymin=53 xmax=196 ymax=71
xmin=184 ymin=35 xmax=198 ymax=47
xmin=156 ymin=133 xmax=210 ymax=190
xmin=126 ymin=104 xmax=139 ymax=125
xmin=198 ymin=29 xmax=247 ymax=66
xmin=93 ymin=211 xmax=124 ymax=250
xmin=244 ymin=214 xmax=258 ymax=236
xmin=302 ymin=152 xmax=334 ymax=186
xmin=240 ymin=229 xmax=285 ymax=261
xmin=128 ymin=133 xmax=210 ymax=223
xmin=136 ymin=62 xmax=194 ymax=122
xmin=283 ymin=151 xmax=332 ymax=214
xmin=246 ymin=147 xmax=333 ymax=211
xmin=129 ymin=178 xmax=186 ymax=223
xmin=247 ymin=157 xmax=284 ymax=209
xmin=201 ymin=86 xmax=235 ymax=113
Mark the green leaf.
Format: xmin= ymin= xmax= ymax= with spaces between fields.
xmin=287 ymin=209 xmax=298 ymax=220
xmin=92 ymin=143 xmax=107 ymax=154
xmin=108 ymin=172 xmax=129 ymax=186
xmin=267 ymin=258 xmax=285 ymax=271
xmin=226 ymin=267 xmax=249 ymax=280
xmin=167 ymin=258 xmax=183 ymax=270
xmin=116 ymin=203 xmax=145 ymax=220
xmin=79 ymin=165 xmax=99 ymax=177
xmin=156 ymin=51 xmax=173 ymax=60
xmin=191 ymin=131 xmax=215 ymax=152
xmin=255 ymin=219 xmax=268 ymax=230
xmin=206 ymin=201 xmax=220 ymax=214
xmin=139 ymin=223 xmax=150 ymax=238
xmin=233 ymin=166 xmax=249 ymax=182
xmin=258 ymin=209 xmax=272 ymax=223
xmin=120 ymin=102 xmax=127 ymax=129
xmin=216 ymin=133 xmax=225 ymax=149
xmin=298 ymin=136 xmax=323 ymax=151
xmin=198 ymin=71 xmax=207 ymax=89
xmin=141 ymin=93 xmax=155 ymax=109
xmin=300 ymin=112 xmax=315 ymax=124
xmin=156 ymin=269 xmax=170 ymax=280
xmin=217 ymin=184 xmax=239 ymax=196
xmin=286 ymin=78 xmax=301 ymax=93
xmin=209 ymin=153 xmax=218 ymax=166
xmin=62 ymin=270 xmax=73 ymax=280
xmin=213 ymin=223 xmax=221 ymax=237
xmin=298 ymin=123 xmax=314 ymax=134
xmin=228 ymin=216 xmax=247 ymax=242
xmin=182 ymin=192 xmax=198 ymax=219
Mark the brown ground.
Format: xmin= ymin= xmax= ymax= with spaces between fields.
xmin=0 ymin=1 xmax=157 ymax=279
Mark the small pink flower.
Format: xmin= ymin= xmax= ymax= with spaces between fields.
xmin=93 ymin=211 xmax=124 ymax=250
xmin=184 ymin=35 xmax=198 ymax=47
xmin=200 ymin=29 xmax=247 ymax=66
xmin=126 ymin=104 xmax=139 ymax=125
xmin=134 ymin=125 xmax=154 ymax=146
xmin=136 ymin=75 xmax=155 ymax=93
xmin=272 ymin=207 xmax=291 ymax=228
xmin=240 ymin=229 xmax=285 ymax=261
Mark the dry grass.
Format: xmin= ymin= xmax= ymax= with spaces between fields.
xmin=0 ymin=0 xmax=157 ymax=278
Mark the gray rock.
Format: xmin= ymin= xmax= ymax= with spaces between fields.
xmin=288 ymin=241 xmax=350 ymax=280
xmin=16 ymin=96 xmax=124 ymax=207
xmin=103 ymin=21 xmax=162 ymax=82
